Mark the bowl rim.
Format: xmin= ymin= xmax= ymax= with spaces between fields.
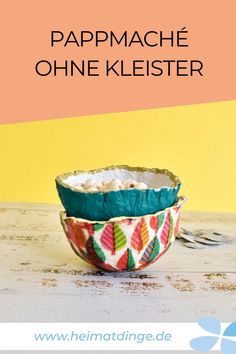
xmin=60 ymin=196 xmax=187 ymax=224
xmin=56 ymin=165 xmax=181 ymax=194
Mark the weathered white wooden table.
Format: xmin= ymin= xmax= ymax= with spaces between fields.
xmin=0 ymin=201 xmax=236 ymax=326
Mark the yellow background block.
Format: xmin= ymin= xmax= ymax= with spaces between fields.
xmin=0 ymin=100 xmax=235 ymax=212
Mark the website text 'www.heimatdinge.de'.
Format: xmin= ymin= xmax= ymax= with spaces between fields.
xmin=0 ymin=323 xmax=209 ymax=350
xmin=34 ymin=329 xmax=172 ymax=344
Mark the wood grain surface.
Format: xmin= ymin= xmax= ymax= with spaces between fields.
xmin=0 ymin=202 xmax=235 ymax=326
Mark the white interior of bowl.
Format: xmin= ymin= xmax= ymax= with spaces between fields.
xmin=63 ymin=168 xmax=174 ymax=189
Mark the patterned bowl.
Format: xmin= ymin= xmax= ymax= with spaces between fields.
xmin=60 ymin=197 xmax=186 ymax=272
xmin=56 ymin=165 xmax=181 ymax=221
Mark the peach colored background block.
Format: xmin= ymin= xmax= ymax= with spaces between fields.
xmin=1 ymin=0 xmax=236 ymax=124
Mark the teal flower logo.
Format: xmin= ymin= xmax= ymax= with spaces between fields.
xmin=190 ymin=317 xmax=236 ymax=353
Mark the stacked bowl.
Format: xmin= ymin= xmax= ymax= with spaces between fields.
xmin=56 ymin=165 xmax=185 ymax=272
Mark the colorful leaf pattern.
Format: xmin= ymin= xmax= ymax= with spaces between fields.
xmin=69 ymin=241 xmax=87 ymax=262
xmin=158 ymin=213 xmax=165 ymax=229
xmin=86 ymin=236 xmax=106 ymax=264
xmin=65 ymin=219 xmax=87 ymax=249
xmin=174 ymin=212 xmax=180 ymax=237
xmin=131 ymin=221 xmax=142 ymax=252
xmin=100 ymin=223 xmax=126 ymax=255
xmin=114 ymin=224 xmax=127 ymax=252
xmin=65 ymin=219 xmax=76 ymax=243
xmin=140 ymin=219 xmax=149 ymax=246
xmin=131 ymin=218 xmax=149 ymax=253
xmin=64 ymin=205 xmax=182 ymax=271
xmin=138 ymin=242 xmax=172 ymax=270
xmin=117 ymin=249 xmax=135 ymax=270
xmin=73 ymin=222 xmax=87 ymax=248
xmin=168 ymin=212 xmax=174 ymax=243
xmin=160 ymin=211 xmax=170 ymax=247
xmin=79 ymin=222 xmax=94 ymax=236
xmin=140 ymin=236 xmax=160 ymax=264
xmin=93 ymin=223 xmax=104 ymax=232
xmin=92 ymin=237 xmax=106 ymax=262
xmin=100 ymin=224 xmax=115 ymax=254
xmin=150 ymin=216 xmax=158 ymax=232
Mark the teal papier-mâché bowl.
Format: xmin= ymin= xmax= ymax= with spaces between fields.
xmin=55 ymin=165 xmax=181 ymax=221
